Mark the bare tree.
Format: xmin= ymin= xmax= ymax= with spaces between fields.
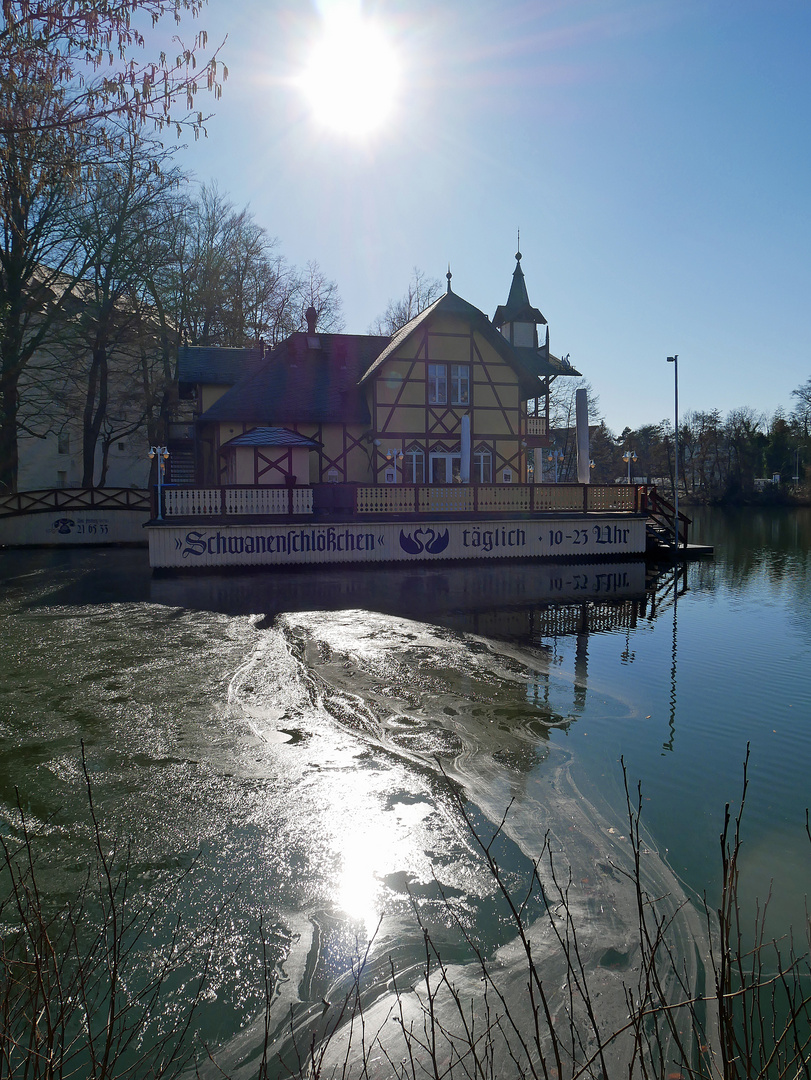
xmin=0 ymin=0 xmax=224 ymax=491
xmin=369 ymin=266 xmax=442 ymax=335
xmin=296 ymin=259 xmax=344 ymax=334
xmin=791 ymin=377 xmax=811 ymax=439
xmin=0 ymin=1 xmax=225 ymax=143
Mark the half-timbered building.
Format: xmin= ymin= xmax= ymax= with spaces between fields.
xmin=177 ymin=254 xmax=579 ymax=494
xmin=148 ymin=254 xmax=686 ymax=569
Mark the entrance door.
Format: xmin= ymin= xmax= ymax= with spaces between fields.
xmin=429 ymin=453 xmax=462 ymax=484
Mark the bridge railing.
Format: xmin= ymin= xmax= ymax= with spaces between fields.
xmin=0 ymin=488 xmax=150 ymax=517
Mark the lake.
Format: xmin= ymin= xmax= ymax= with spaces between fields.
xmin=1 ymin=506 xmax=809 ymax=1074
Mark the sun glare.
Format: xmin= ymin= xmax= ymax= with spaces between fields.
xmin=298 ymin=10 xmax=401 ymax=139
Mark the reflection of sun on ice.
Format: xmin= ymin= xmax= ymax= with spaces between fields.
xmin=337 ymin=834 xmax=382 ymax=937
xmin=297 ymin=6 xmax=401 ymax=138
xmin=334 ymin=800 xmax=435 ymax=938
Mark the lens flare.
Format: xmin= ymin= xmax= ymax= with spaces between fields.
xmin=298 ymin=11 xmax=401 ymax=139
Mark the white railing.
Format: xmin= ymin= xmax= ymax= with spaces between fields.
xmin=163 ymin=486 xmax=313 ymax=517
xmin=532 ymin=484 xmax=585 ymax=511
xmin=356 ymin=486 xmax=416 ymax=513
xmin=223 ymin=487 xmax=289 ymax=515
xmin=526 ymin=416 xmax=548 ymax=437
xmin=160 ymin=483 xmax=644 ymax=518
xmin=164 ymin=488 xmax=221 ymax=516
xmin=587 ymin=486 xmax=636 ymax=512
xmin=475 ymin=485 xmax=532 ymax=512
xmin=418 ymin=487 xmax=474 ymax=513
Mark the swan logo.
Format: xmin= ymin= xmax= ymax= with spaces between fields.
xmin=53 ymin=518 xmax=75 ymax=534
xmin=399 ymin=527 xmax=450 ymax=555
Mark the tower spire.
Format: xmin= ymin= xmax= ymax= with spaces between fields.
xmin=492 ymin=245 xmax=546 ymax=348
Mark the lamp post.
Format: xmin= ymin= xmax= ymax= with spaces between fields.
xmin=547 ymin=447 xmax=564 ymax=483
xmin=622 ymin=449 xmax=637 ymax=485
xmin=794 ymin=447 xmax=801 ymax=486
xmin=386 ymin=448 xmax=403 ymax=482
xmin=149 ymin=445 xmax=169 ymax=520
xmin=666 ymin=355 xmax=679 ymax=551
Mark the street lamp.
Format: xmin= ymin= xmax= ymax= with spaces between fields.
xmin=622 ymin=449 xmax=637 ymax=485
xmin=386 ymin=448 xmax=403 ymax=482
xmin=148 ymin=445 xmax=170 ymax=520
xmin=547 ymin=447 xmax=564 ymax=483
xmin=666 ymin=355 xmax=679 ymax=550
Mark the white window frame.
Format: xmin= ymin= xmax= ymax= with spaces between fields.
xmin=428 ymin=364 xmax=447 ymax=405
xmin=473 ymin=449 xmax=492 ymax=484
xmin=403 ymin=448 xmax=425 ymax=484
xmin=450 ymin=364 xmax=470 ymax=405
xmin=429 ymin=452 xmax=462 ymax=484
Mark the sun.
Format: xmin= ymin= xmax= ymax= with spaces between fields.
xmin=298 ymin=9 xmax=401 ymax=139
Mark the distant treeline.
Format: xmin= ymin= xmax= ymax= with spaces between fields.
xmin=543 ymin=379 xmax=811 ymax=503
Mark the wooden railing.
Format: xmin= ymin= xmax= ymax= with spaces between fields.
xmin=162 ymin=485 xmax=313 ymax=518
xmin=152 ymin=482 xmax=651 ymax=520
xmin=353 ymin=483 xmax=649 ymax=515
xmin=0 ymin=488 xmax=150 ymax=517
xmin=526 ymin=416 xmax=548 ymax=437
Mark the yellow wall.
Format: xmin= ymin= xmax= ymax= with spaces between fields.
xmin=368 ymin=313 xmax=527 ymax=483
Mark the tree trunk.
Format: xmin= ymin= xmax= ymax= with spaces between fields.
xmin=0 ymin=367 xmax=20 ymax=493
xmin=81 ymin=342 xmax=108 ymax=487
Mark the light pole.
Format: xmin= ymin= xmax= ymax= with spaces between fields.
xmin=386 ymin=448 xmax=403 ymax=482
xmin=547 ymin=447 xmax=564 ymax=483
xmin=149 ymin=445 xmax=169 ymax=520
xmin=794 ymin=447 xmax=801 ymax=486
xmin=666 ymin=355 xmax=679 ymax=551
xmin=622 ymin=449 xmax=637 ymax=485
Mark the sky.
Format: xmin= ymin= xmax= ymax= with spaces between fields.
xmin=170 ymin=0 xmax=810 ymax=433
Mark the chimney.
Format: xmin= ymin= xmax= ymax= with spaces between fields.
xmin=305 ymin=306 xmax=318 ymax=334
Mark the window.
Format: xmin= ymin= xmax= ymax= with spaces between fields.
xmin=57 ymin=432 xmax=70 ymax=455
xmin=403 ymin=448 xmax=425 ymax=484
xmin=428 ymin=364 xmax=447 ymax=405
xmin=450 ymin=364 xmax=470 ymax=405
xmin=429 ymin=452 xmax=462 ymax=484
xmin=473 ymin=450 xmax=492 ymax=484
xmin=57 ymin=471 xmax=67 ymax=488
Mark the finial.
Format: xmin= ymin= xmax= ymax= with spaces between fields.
xmin=446 ymin=264 xmax=452 ymax=293
xmin=516 ymin=229 xmax=521 ymax=262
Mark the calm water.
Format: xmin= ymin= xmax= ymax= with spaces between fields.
xmin=1 ymin=506 xmax=809 ymax=1069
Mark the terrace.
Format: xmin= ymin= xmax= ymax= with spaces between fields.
xmin=158 ymin=481 xmax=649 ymax=519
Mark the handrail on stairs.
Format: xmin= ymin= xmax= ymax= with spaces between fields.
xmin=648 ymin=487 xmax=692 ymax=549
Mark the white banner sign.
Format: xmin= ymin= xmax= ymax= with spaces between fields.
xmin=149 ymin=516 xmax=646 ymax=569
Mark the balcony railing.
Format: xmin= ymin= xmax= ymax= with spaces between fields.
xmin=162 ymin=485 xmax=313 ymax=518
xmin=155 ymin=482 xmax=648 ymax=520
xmin=526 ymin=416 xmax=548 ymax=437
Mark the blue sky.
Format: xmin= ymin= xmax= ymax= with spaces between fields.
xmin=175 ymin=0 xmax=810 ymax=432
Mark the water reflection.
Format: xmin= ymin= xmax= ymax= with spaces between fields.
xmin=8 ymin=529 xmax=807 ymax=1072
